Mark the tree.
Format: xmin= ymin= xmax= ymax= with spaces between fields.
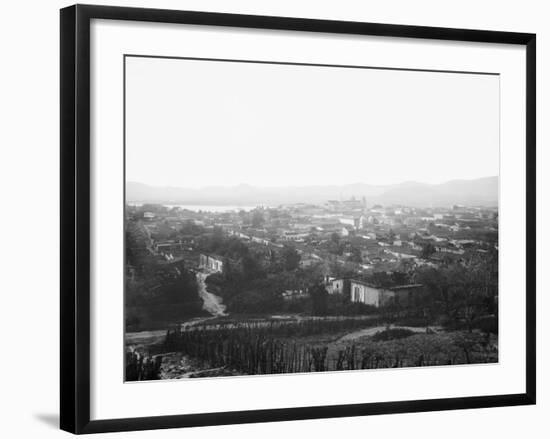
xmin=391 ymin=270 xmax=409 ymax=285
xmin=421 ymin=242 xmax=436 ymax=259
xmin=445 ymin=264 xmax=492 ymax=332
xmin=281 ymin=245 xmax=301 ymax=271
xmin=310 ymin=283 xmax=328 ymax=315
xmin=251 ymin=210 xmax=265 ymax=228
xmin=370 ymin=271 xmax=394 ymax=288
xmin=415 ymin=261 xmax=494 ymax=331
xmin=328 ymin=233 xmax=343 ymax=255
xmin=241 ymin=254 xmax=265 ymax=280
xmin=347 ymin=246 xmax=362 ymax=263
xmin=226 ymin=238 xmax=249 ymax=259
xmin=212 ymin=226 xmax=224 ymax=243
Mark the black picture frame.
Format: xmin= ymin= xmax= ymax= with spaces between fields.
xmin=60 ymin=4 xmax=536 ymax=434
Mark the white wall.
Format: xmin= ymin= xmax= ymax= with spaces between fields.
xmin=0 ymin=0 xmax=546 ymax=438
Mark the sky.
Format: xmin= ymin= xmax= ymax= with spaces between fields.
xmin=125 ymin=56 xmax=499 ymax=188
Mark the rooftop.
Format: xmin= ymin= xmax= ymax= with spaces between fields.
xmin=349 ymin=279 xmax=423 ymax=291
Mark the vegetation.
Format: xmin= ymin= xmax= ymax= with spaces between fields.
xmin=281 ymin=245 xmax=301 ymax=271
xmin=125 ymin=222 xmax=206 ymax=331
xmin=347 ymin=246 xmax=363 ymax=263
xmin=156 ymin=320 xmax=497 ymax=377
xmin=126 ymin=351 xmax=162 ymax=381
xmin=415 ymin=249 xmax=498 ymax=332
xmin=371 ymin=328 xmax=416 ymax=342
xmin=124 ymin=203 xmax=500 ymax=380
xmin=421 ymin=242 xmax=436 ymax=259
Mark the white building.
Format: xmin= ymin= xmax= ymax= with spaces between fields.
xmin=325 ymin=277 xmax=348 ymax=295
xmin=199 ymin=254 xmax=224 ymax=273
xmin=280 ymin=231 xmax=309 ymax=242
xmin=339 ymin=217 xmax=356 ymax=227
xmin=350 ymin=280 xmax=424 ymax=308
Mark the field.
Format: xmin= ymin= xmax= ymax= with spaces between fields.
xmin=125 ymin=316 xmax=498 ymax=380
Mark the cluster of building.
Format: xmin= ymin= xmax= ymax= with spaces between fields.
xmin=326 ymin=276 xmax=425 ymax=308
xmin=205 ymin=199 xmax=496 ymax=272
xmin=127 ymin=197 xmax=497 ymax=309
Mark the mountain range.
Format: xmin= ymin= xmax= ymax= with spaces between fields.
xmin=126 ymin=176 xmax=498 ymax=208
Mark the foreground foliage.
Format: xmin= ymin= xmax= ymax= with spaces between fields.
xmin=153 ymin=320 xmax=497 ymax=378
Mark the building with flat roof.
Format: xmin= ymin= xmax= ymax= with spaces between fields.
xmin=350 ymin=280 xmax=424 ymax=308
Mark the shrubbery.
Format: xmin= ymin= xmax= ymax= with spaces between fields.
xmin=444 ymin=315 xmax=498 ymax=335
xmin=371 ymin=328 xmax=416 ymax=342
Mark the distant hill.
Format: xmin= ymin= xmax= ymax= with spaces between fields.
xmin=377 ymin=177 xmax=498 ymax=207
xmin=126 ymin=176 xmax=498 ymax=208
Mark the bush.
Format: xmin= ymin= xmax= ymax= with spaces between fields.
xmin=126 ymin=303 xmax=209 ymax=331
xmin=325 ymin=294 xmax=378 ymax=316
xmin=472 ymin=315 xmax=498 ymax=334
xmin=396 ymin=316 xmax=431 ymax=327
xmin=281 ymin=297 xmax=309 ymax=313
xmin=372 ymin=328 xmax=416 ymax=342
xmin=442 ymin=315 xmax=498 ymax=335
xmin=228 ymin=290 xmax=282 ymax=314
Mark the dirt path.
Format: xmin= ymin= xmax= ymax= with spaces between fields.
xmin=336 ymin=324 xmax=440 ymax=343
xmin=125 ymin=330 xmax=166 ymax=347
xmin=196 ymin=271 xmax=227 ymax=316
xmin=324 ymin=325 xmax=441 ymax=369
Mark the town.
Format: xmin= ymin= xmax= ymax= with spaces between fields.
xmin=125 ymin=198 xmax=499 ymax=380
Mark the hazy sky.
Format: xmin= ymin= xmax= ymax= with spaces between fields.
xmin=125 ymin=56 xmax=499 ymax=188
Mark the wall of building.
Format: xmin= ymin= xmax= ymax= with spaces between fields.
xmin=327 ymin=279 xmax=346 ymax=295
xmin=350 ymin=283 xmax=387 ymax=307
xmin=199 ymin=254 xmax=224 ymax=273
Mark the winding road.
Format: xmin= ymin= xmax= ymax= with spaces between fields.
xmin=196 ymin=271 xmax=227 ymax=316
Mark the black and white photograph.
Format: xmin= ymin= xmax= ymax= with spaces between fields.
xmin=0 ymin=0 xmax=544 ymax=436
xmin=2 ymin=0 xmax=541 ymax=435
xmin=124 ymin=55 xmax=500 ymax=381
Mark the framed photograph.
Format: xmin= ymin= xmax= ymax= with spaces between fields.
xmin=60 ymin=4 xmax=536 ymax=434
